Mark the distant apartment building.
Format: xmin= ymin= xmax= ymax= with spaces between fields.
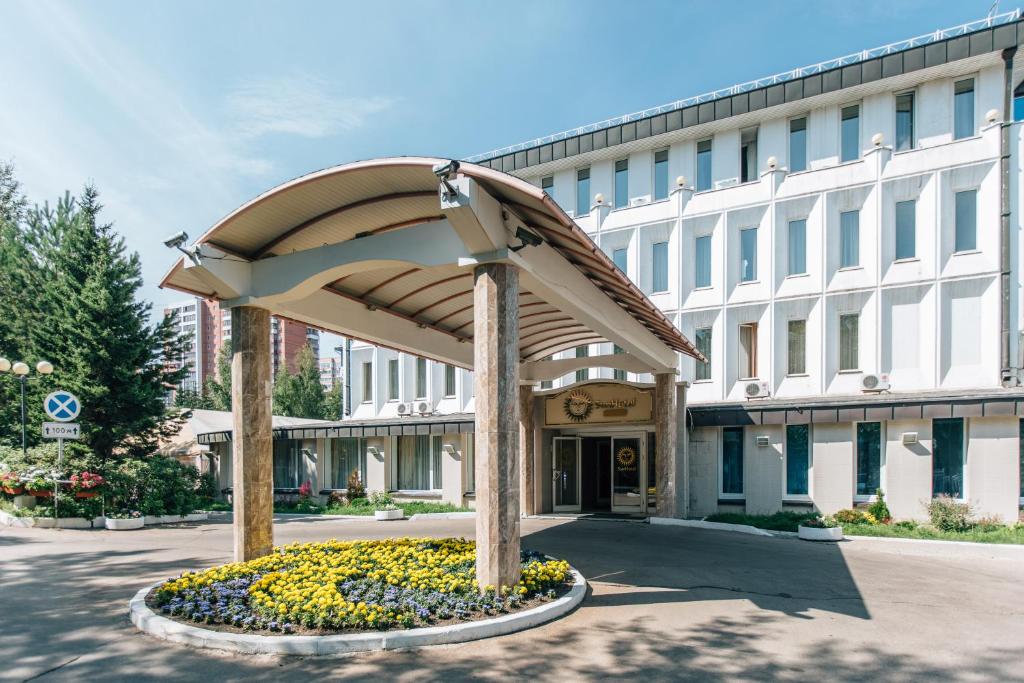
xmin=319 ymin=357 xmax=340 ymax=391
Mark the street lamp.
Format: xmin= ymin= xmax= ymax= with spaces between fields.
xmin=0 ymin=358 xmax=54 ymax=455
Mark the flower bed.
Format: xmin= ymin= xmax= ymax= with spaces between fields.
xmin=151 ymin=538 xmax=572 ymax=634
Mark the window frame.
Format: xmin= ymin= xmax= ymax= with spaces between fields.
xmin=575 ymin=345 xmax=589 ymax=383
xmin=953 ymin=77 xmax=976 ymax=141
xmin=653 ymin=148 xmax=670 ymax=201
xmin=787 ymin=319 xmax=807 ymax=376
xmin=788 ymin=116 xmax=808 ymax=173
xmin=443 ymin=364 xmax=456 ymax=398
xmin=738 ymin=322 xmax=758 ymax=380
xmin=361 ymin=361 xmax=373 ymax=403
xmin=541 ymin=175 xmax=555 ymax=203
xmin=840 ymin=102 xmax=861 ymax=163
xmin=839 ymin=313 xmax=860 ymax=372
xmin=932 ymin=417 xmax=967 ymax=500
xmin=720 ymin=426 xmax=744 ymax=498
xmin=854 ymin=421 xmax=884 ymax=502
xmin=839 ymin=209 xmax=861 ymax=269
xmin=694 ymin=234 xmax=712 ymax=288
xmin=894 ymin=199 xmax=917 ymax=261
xmin=327 ymin=437 xmax=368 ymax=490
xmin=575 ymin=167 xmax=591 ymax=217
xmin=740 ymin=126 xmax=759 ymax=184
xmin=614 ymin=158 xmax=629 ymax=209
xmin=695 ymin=138 xmax=713 ymax=192
xmin=694 ymin=327 xmax=712 ymax=381
xmin=387 ymin=358 xmax=399 ymax=401
xmin=414 ymin=357 xmax=428 ymax=400
xmin=651 ymin=241 xmax=669 ymax=293
xmin=612 ymin=246 xmax=628 ymax=275
xmin=783 ymin=423 xmax=812 ymax=500
xmin=894 ymin=90 xmax=916 ymax=152
xmin=787 ymin=218 xmax=807 ymax=276
xmin=954 ymin=188 xmax=978 ymax=253
xmin=739 ymin=226 xmax=758 ymax=282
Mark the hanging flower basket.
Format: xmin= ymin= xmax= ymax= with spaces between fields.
xmin=2 ymin=485 xmax=24 ymax=495
xmin=75 ymin=491 xmax=98 ymax=499
xmin=28 ymin=489 xmax=53 ymax=498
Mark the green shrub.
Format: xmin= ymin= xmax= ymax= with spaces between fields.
xmin=892 ymin=520 xmax=918 ymax=531
xmin=926 ymin=495 xmax=973 ymax=532
xmin=867 ymin=489 xmax=891 ymax=523
xmin=834 ymin=508 xmax=878 ymax=525
xmin=703 ymin=511 xmax=817 ymax=532
xmin=368 ymin=490 xmax=395 ymax=510
xmin=105 ymin=456 xmax=202 ymax=516
xmin=346 ymin=469 xmax=366 ymax=500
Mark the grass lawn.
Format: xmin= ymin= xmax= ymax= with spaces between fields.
xmin=703 ymin=511 xmax=817 ymax=532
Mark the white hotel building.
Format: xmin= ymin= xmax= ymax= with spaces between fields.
xmin=199 ymin=14 xmax=1024 ymax=522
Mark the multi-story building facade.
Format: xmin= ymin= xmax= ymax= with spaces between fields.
xmin=319 ymin=356 xmax=340 ymax=391
xmin=194 ymin=13 xmax=1024 ymax=524
xmin=164 ymin=298 xmax=206 ymax=395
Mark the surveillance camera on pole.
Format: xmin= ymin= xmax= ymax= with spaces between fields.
xmin=162 ymin=231 xmax=200 ymax=265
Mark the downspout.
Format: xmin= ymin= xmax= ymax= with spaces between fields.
xmin=1001 ymin=47 xmax=1019 ymax=387
xmin=344 ymin=338 xmax=352 ymax=416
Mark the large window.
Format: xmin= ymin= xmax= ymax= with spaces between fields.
xmin=895 ymin=92 xmax=915 ymax=151
xmin=397 ymin=435 xmax=442 ymax=491
xmin=695 ymin=328 xmax=712 ymax=381
xmin=933 ymin=418 xmax=964 ymax=498
xmin=954 ymin=78 xmax=975 ymax=140
xmin=575 ymin=345 xmax=588 ymax=383
xmin=841 ymin=104 xmax=860 ymax=162
xmin=740 ymin=227 xmax=757 ymax=282
xmin=895 ymin=199 xmax=916 ymax=260
xmin=788 ymin=219 xmax=806 ymax=275
xmin=387 ymin=358 xmax=399 ymax=401
xmin=273 ymin=440 xmax=304 ymax=489
xmin=722 ymin=427 xmax=744 ymax=495
xmin=839 ymin=314 xmax=859 ymax=371
xmin=787 ymin=320 xmax=806 ymax=375
xmin=696 ymin=139 xmax=712 ymax=192
xmin=954 ymin=189 xmax=977 ymax=252
xmin=444 ymin=364 xmax=456 ymax=397
xmin=652 ymin=241 xmax=668 ymax=292
xmin=654 ymin=149 xmax=669 ymax=201
xmin=362 ymin=361 xmax=373 ymax=402
xmin=541 ymin=176 xmax=555 ymax=203
xmin=785 ymin=424 xmax=810 ymax=496
xmin=695 ymin=235 xmax=711 ymax=288
xmin=329 ymin=437 xmax=367 ymax=489
xmin=789 ymin=117 xmax=807 ymax=172
xmin=612 ymin=344 xmax=626 ymax=381
xmin=840 ymin=210 xmax=860 ymax=268
xmin=738 ymin=322 xmax=757 ymax=379
xmin=856 ymin=422 xmax=881 ymax=497
xmin=415 ymin=357 xmax=427 ymax=399
xmin=576 ymin=168 xmax=590 ymax=217
xmin=612 ymin=247 xmax=628 ymax=274
xmin=614 ymin=159 xmax=629 ymax=208
xmin=740 ymin=127 xmax=758 ymax=183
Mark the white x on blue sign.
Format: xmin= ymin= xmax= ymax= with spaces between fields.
xmin=44 ymin=391 xmax=81 ymax=422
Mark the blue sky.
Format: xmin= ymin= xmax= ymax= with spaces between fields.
xmin=0 ymin=0 xmax=998 ymax=324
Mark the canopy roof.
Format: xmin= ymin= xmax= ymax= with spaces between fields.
xmin=160 ymin=157 xmax=699 ymax=371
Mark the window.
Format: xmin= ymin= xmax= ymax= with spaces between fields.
xmin=612 ymin=247 xmax=628 ymax=274
xmin=387 ymin=359 xmax=399 ymax=401
xmin=396 ymin=435 xmax=441 ymax=490
xmin=788 ymin=219 xmax=806 ymax=275
xmin=329 ymin=437 xmax=367 ymax=489
xmin=653 ymin=149 xmax=669 ymax=201
xmin=576 ymin=168 xmax=590 ymax=216
xmin=740 ymin=127 xmax=758 ymax=183
xmin=856 ymin=422 xmax=881 ymax=497
xmin=933 ymin=418 xmax=964 ymax=498
xmin=787 ymin=320 xmax=806 ymax=375
xmin=541 ymin=176 xmax=555 ymax=203
xmin=740 ymin=227 xmax=757 ymax=282
xmin=695 ymin=328 xmax=712 ymax=381
xmin=839 ymin=314 xmax=859 ymax=371
xmin=696 ymin=139 xmax=712 ymax=191
xmin=785 ymin=424 xmax=810 ymax=496
xmin=465 ymin=435 xmax=475 ymax=493
xmin=738 ymin=323 xmax=757 ymax=379
xmin=695 ymin=235 xmax=711 ymax=288
xmin=789 ymin=117 xmax=807 ymax=172
xmin=841 ymin=104 xmax=860 ymax=162
xmin=954 ymin=78 xmax=975 ymax=140
xmin=614 ymin=159 xmax=629 ymax=208
xmin=652 ymin=242 xmax=669 ymax=292
xmin=840 ymin=210 xmax=860 ymax=268
xmin=444 ymin=364 xmax=456 ymax=397
xmin=722 ymin=427 xmax=744 ymax=495
xmin=415 ymin=357 xmax=427 ymax=399
xmin=362 ymin=362 xmax=373 ymax=402
xmin=954 ymin=189 xmax=977 ymax=252
xmin=612 ymin=345 xmax=626 ymax=381
xmin=895 ymin=92 xmax=915 ymax=151
xmin=575 ymin=345 xmax=588 ymax=382
xmin=540 ymin=355 xmax=553 ymax=390
xmin=895 ymin=199 xmax=916 ymax=260
xmin=273 ymin=440 xmax=303 ymax=489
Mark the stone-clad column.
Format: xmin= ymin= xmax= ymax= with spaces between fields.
xmin=231 ymin=305 xmax=274 ymax=562
xmin=519 ymin=384 xmax=535 ymax=517
xmin=654 ymin=372 xmax=679 ymax=518
xmin=473 ymin=263 xmax=521 ymax=590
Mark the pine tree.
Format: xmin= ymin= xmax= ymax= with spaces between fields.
xmin=324 ymin=382 xmax=342 ymax=420
xmin=0 ymin=162 xmax=29 ymax=446
xmin=272 ymin=344 xmax=327 ymax=418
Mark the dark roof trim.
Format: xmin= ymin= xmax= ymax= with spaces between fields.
xmin=197 ymin=417 xmax=476 ymax=444
xmin=474 ymin=20 xmax=1023 ymax=172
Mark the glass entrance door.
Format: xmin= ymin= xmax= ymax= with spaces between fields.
xmin=553 ymin=437 xmax=581 ymax=512
xmin=611 ymin=434 xmax=644 ymax=513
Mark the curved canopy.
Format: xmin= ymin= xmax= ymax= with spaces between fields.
xmin=160 ymin=157 xmax=699 ymax=371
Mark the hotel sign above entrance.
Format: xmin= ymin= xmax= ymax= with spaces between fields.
xmin=543 ymin=383 xmax=654 ymax=426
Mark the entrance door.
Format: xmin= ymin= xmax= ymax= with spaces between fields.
xmin=552 ymin=437 xmax=581 ymax=512
xmin=611 ymin=434 xmax=644 ymax=513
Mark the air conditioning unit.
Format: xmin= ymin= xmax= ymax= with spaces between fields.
xmin=396 ymin=402 xmax=412 ymax=416
xmin=860 ymin=373 xmax=890 ymax=392
xmin=415 ymin=401 xmax=432 ymax=415
xmin=744 ymin=381 xmax=770 ymax=399
xmin=902 ymin=432 xmax=919 ymax=445
xmin=715 ymin=177 xmax=739 ymax=190
xmin=755 ymin=435 xmax=771 ymax=447
xmin=629 ymin=195 xmax=651 ymax=208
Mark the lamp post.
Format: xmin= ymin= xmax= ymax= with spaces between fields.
xmin=0 ymin=358 xmax=55 ymax=455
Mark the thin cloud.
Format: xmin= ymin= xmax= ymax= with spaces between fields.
xmin=226 ymin=74 xmax=394 ymax=139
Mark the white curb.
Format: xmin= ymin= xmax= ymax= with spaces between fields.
xmin=129 ymin=567 xmax=586 ymax=655
xmin=649 ymin=517 xmax=774 ymax=537
xmin=407 ymin=512 xmax=476 ymax=521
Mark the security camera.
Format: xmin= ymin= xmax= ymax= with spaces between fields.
xmin=432 ymin=159 xmax=460 ymax=179
xmin=509 ymin=226 xmax=543 ymax=252
xmin=163 ymin=231 xmax=189 ymax=249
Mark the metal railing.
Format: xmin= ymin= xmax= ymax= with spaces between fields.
xmin=466 ymin=10 xmax=1021 ymax=163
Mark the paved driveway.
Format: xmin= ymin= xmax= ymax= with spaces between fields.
xmin=2 ymin=516 xmax=1022 ymax=682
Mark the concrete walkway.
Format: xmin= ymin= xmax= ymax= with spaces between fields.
xmin=1 ymin=516 xmax=1022 ymax=682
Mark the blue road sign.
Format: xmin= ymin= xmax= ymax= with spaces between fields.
xmin=44 ymin=390 xmax=81 ymax=422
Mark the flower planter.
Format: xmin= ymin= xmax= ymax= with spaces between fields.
xmin=798 ymin=525 xmax=843 ymax=542
xmin=75 ymin=491 xmax=99 ymax=499
xmin=106 ymin=517 xmax=144 ymax=530
xmin=27 ymin=489 xmax=52 ymax=498
xmin=2 ymin=486 xmax=24 ymax=495
xmin=374 ymin=508 xmax=404 ymax=521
